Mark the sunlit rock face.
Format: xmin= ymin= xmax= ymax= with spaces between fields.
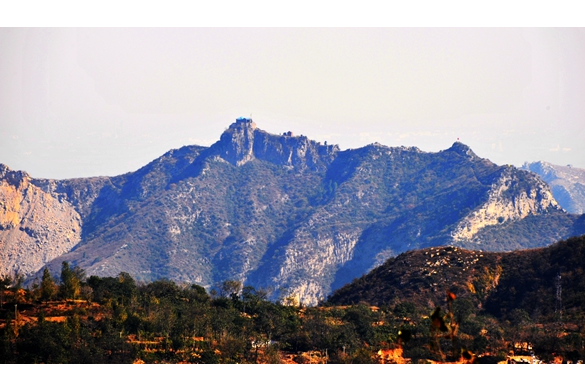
xmin=1 ymin=121 xmax=581 ymax=305
xmin=451 ymin=167 xmax=562 ymax=241
xmin=0 ymin=164 xmax=82 ymax=277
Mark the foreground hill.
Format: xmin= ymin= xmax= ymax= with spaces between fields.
xmin=2 ymin=118 xmax=584 ymax=304
xmin=522 ymin=161 xmax=585 ymax=214
xmin=2 ymin=244 xmax=584 ymax=364
xmin=328 ymin=234 xmax=585 ymax=323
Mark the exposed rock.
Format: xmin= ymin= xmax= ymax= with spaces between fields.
xmin=451 ymin=167 xmax=561 ymax=241
xmin=0 ymin=164 xmax=82 ymax=277
xmin=212 ymin=117 xmax=339 ymax=170
xmin=2 ymin=120 xmax=582 ymax=306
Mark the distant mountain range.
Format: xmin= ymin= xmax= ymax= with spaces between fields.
xmin=2 ymin=118 xmax=584 ymax=304
xmin=522 ymin=161 xmax=585 ymax=214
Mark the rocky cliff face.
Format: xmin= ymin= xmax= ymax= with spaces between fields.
xmin=522 ymin=161 xmax=585 ymax=214
xmin=451 ymin=167 xmax=561 ymax=241
xmin=2 ymin=120 xmax=581 ymax=305
xmin=212 ymin=118 xmax=339 ymax=170
xmin=0 ymin=164 xmax=82 ymax=277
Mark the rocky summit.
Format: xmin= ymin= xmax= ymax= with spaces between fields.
xmin=2 ymin=118 xmax=584 ymax=305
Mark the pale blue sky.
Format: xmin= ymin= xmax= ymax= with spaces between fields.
xmin=1 ymin=27 xmax=584 ymax=179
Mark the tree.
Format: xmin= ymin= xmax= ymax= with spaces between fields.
xmin=0 ymin=275 xmax=12 ymax=309
xmin=220 ymin=280 xmax=242 ymax=299
xmin=116 ymin=272 xmax=137 ymax=305
xmin=40 ymin=268 xmax=56 ymax=302
xmin=60 ymin=262 xmax=80 ymax=300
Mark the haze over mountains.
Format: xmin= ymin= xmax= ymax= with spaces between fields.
xmin=2 ymin=118 xmax=584 ymax=305
xmin=522 ymin=161 xmax=585 ymax=215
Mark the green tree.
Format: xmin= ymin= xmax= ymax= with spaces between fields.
xmin=40 ymin=268 xmax=57 ymax=302
xmin=0 ymin=275 xmax=13 ymax=309
xmin=60 ymin=262 xmax=80 ymax=300
xmin=220 ymin=280 xmax=242 ymax=299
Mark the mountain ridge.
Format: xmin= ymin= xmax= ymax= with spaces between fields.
xmin=522 ymin=160 xmax=585 ymax=214
xmin=1 ymin=119 xmax=582 ymax=304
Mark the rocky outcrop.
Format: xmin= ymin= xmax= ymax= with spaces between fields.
xmin=267 ymin=218 xmax=362 ymax=306
xmin=0 ymin=164 xmax=82 ymax=277
xmin=212 ymin=117 xmax=339 ymax=171
xmin=451 ymin=167 xmax=562 ymax=241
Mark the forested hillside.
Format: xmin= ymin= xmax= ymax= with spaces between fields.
xmin=2 ymin=235 xmax=585 ymax=364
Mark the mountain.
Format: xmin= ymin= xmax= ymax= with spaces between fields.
xmin=0 ymin=163 xmax=112 ymax=276
xmin=522 ymin=161 xmax=585 ymax=214
xmin=327 ymin=234 xmax=585 ymax=324
xmin=1 ymin=118 xmax=583 ymax=305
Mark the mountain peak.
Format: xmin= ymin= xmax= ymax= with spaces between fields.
xmin=447 ymin=141 xmax=478 ymax=159
xmin=214 ymin=118 xmax=339 ymax=170
xmin=0 ymin=163 xmax=30 ymax=188
xmin=217 ymin=118 xmax=259 ymax=166
xmin=0 ymin=163 xmax=10 ymax=176
xmin=229 ymin=117 xmax=257 ymax=131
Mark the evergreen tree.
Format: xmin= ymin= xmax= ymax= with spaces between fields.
xmin=60 ymin=262 xmax=80 ymax=300
xmin=0 ymin=275 xmax=12 ymax=309
xmin=40 ymin=268 xmax=56 ymax=302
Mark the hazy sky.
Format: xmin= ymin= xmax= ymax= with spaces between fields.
xmin=1 ymin=28 xmax=584 ymax=179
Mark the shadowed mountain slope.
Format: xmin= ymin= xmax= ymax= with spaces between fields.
xmin=2 ymin=118 xmax=583 ymax=304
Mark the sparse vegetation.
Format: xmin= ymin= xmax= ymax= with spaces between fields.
xmin=2 ymin=234 xmax=585 ymax=364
